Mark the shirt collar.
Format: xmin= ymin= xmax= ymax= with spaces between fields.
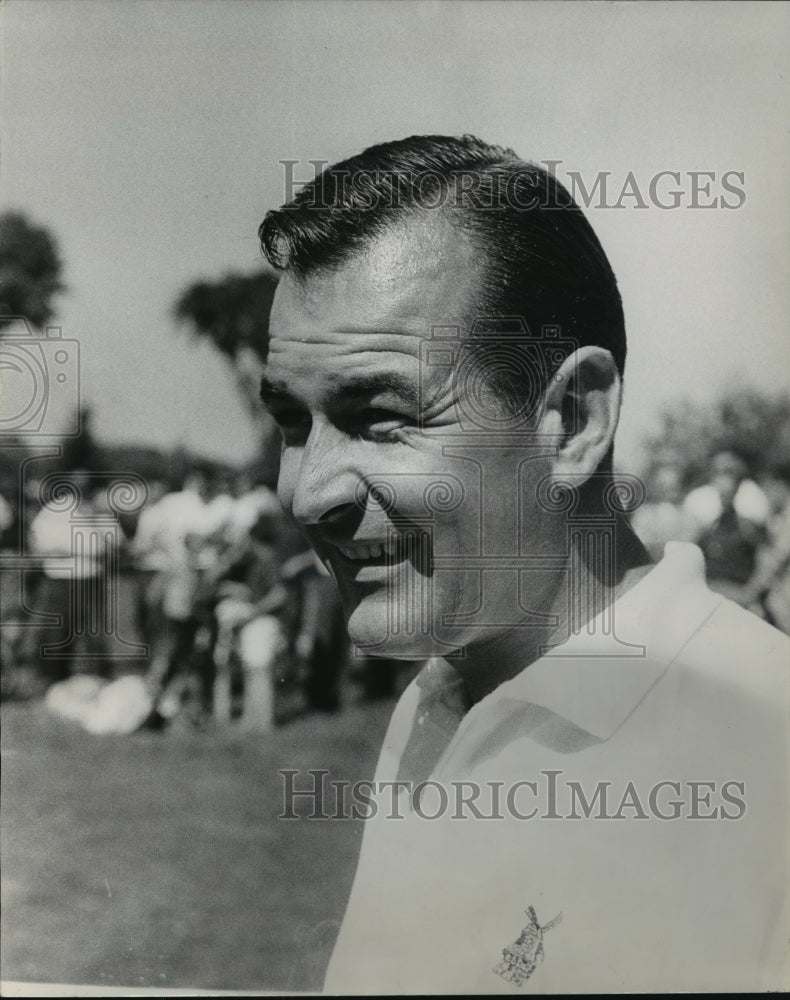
xmin=473 ymin=542 xmax=723 ymax=741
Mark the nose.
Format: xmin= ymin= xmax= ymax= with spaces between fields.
xmin=281 ymin=420 xmax=360 ymax=527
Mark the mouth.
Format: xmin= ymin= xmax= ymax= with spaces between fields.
xmin=328 ymin=538 xmax=399 ymax=566
xmin=316 ymin=528 xmax=434 ymax=580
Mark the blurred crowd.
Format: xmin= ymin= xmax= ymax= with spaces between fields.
xmin=1 ymin=447 xmax=788 ymax=727
xmin=129 ymin=467 xmax=349 ymax=729
xmin=0 ymin=466 xmax=403 ymax=728
xmin=632 ymin=450 xmax=790 ymax=632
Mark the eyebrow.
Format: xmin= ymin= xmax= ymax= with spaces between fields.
xmin=259 ymin=371 xmax=420 ymax=409
xmin=327 ymin=373 xmax=420 ymax=409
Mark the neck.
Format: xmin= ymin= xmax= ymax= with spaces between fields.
xmin=453 ymin=514 xmax=653 ymax=704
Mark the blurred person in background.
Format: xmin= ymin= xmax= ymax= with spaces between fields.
xmin=3 ymin=478 xmax=45 ymax=681
xmin=693 ymin=450 xmax=765 ymax=603
xmin=144 ymin=468 xmax=215 ymax=724
xmin=739 ymin=463 xmax=790 ymax=633
xmin=204 ymin=469 xmax=236 ymax=533
xmin=355 ymin=654 xmax=420 ymax=703
xmin=0 ymin=490 xmax=13 ymax=547
xmin=201 ymin=468 xmax=237 ymax=563
xmin=683 ymin=446 xmax=769 ymax=530
xmin=630 ymin=461 xmax=699 ymax=562
xmin=227 ymin=470 xmax=281 ymax=545
xmin=209 ymin=508 xmax=288 ymax=730
xmin=130 ymin=478 xmax=167 ymax=652
xmin=281 ymin=548 xmax=348 ymax=713
xmin=0 ymin=491 xmax=16 ymax=676
xmin=2 ymin=486 xmax=33 ymax=692
xmin=25 ymin=470 xmax=116 ymax=683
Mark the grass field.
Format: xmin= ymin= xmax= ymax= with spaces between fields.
xmin=1 ymin=688 xmax=396 ymax=993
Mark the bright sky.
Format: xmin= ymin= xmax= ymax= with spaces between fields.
xmin=2 ymin=0 xmax=788 ymax=470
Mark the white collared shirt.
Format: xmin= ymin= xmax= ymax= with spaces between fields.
xmin=325 ymin=543 xmax=789 ymax=994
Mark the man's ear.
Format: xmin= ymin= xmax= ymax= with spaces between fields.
xmin=540 ymin=346 xmax=622 ymax=481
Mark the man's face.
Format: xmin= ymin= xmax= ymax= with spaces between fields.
xmin=263 ymin=217 xmax=561 ymax=661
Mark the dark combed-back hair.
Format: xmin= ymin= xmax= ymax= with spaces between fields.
xmin=259 ymin=134 xmax=626 ymax=389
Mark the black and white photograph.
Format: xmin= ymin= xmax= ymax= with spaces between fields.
xmin=1 ymin=1 xmax=788 ymax=995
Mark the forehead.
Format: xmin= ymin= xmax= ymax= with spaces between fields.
xmin=266 ymin=214 xmax=482 ymax=380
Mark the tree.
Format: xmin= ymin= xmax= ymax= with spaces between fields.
xmin=0 ymin=212 xmax=65 ymax=331
xmin=173 ymin=269 xmax=279 ymax=420
xmin=640 ymin=387 xmax=790 ymax=487
xmin=60 ymin=406 xmax=102 ymax=473
xmin=173 ymin=269 xmax=281 ymax=482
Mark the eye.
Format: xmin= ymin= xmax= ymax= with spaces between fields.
xmin=272 ymin=407 xmax=312 ymax=443
xmin=362 ymin=407 xmax=402 ymax=424
xmin=352 ymin=407 xmax=414 ymax=441
xmin=274 ymin=407 xmax=308 ymax=427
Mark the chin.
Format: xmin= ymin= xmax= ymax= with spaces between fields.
xmin=345 ymin=598 xmax=461 ymax=661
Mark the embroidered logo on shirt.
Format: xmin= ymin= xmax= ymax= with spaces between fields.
xmin=493 ymin=906 xmax=562 ymax=986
